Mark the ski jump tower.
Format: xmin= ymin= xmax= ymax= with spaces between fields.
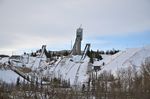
xmin=72 ymin=27 xmax=83 ymax=55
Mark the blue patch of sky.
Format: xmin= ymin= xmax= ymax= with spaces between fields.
xmin=88 ymin=31 xmax=150 ymax=51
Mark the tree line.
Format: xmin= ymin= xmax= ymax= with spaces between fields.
xmin=1 ymin=60 xmax=149 ymax=99
xmin=87 ymin=59 xmax=150 ymax=99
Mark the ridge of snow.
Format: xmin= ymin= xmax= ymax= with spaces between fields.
xmin=98 ymin=46 xmax=150 ymax=75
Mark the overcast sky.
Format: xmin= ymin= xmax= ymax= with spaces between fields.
xmin=0 ymin=0 xmax=150 ymax=55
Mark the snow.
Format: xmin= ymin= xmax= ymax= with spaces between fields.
xmin=98 ymin=46 xmax=150 ymax=75
xmin=0 ymin=70 xmax=22 ymax=83
xmin=49 ymin=55 xmax=90 ymax=85
xmin=0 ymin=57 xmax=9 ymax=64
xmin=0 ymin=46 xmax=150 ymax=85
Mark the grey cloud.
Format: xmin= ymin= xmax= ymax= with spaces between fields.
xmin=0 ymin=33 xmax=18 ymax=48
xmin=0 ymin=0 xmax=150 ymax=51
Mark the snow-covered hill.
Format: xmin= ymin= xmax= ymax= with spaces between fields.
xmin=49 ymin=55 xmax=90 ymax=85
xmin=97 ymin=46 xmax=150 ymax=75
xmin=0 ymin=46 xmax=150 ymax=85
xmin=0 ymin=70 xmax=23 ymax=83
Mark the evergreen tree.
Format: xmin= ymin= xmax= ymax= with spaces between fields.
xmin=90 ymin=56 xmax=94 ymax=64
xmin=31 ymin=52 xmax=37 ymax=57
xmin=100 ymin=50 xmax=105 ymax=54
xmin=106 ymin=50 xmax=110 ymax=55
xmin=52 ymin=52 xmax=56 ymax=57
xmin=63 ymin=51 xmax=69 ymax=56
xmin=96 ymin=50 xmax=103 ymax=61
xmin=86 ymin=50 xmax=91 ymax=57
xmin=44 ymin=48 xmax=48 ymax=57
xmin=16 ymin=77 xmax=20 ymax=86
xmin=96 ymin=54 xmax=103 ymax=61
xmin=109 ymin=50 xmax=114 ymax=55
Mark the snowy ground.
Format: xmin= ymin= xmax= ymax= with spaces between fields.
xmin=0 ymin=57 xmax=9 ymax=64
xmin=97 ymin=46 xmax=150 ymax=75
xmin=48 ymin=55 xmax=90 ymax=85
xmin=0 ymin=46 xmax=150 ymax=85
xmin=0 ymin=70 xmax=23 ymax=84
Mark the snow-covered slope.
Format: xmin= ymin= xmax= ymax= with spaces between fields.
xmin=49 ymin=55 xmax=90 ymax=85
xmin=0 ymin=70 xmax=23 ymax=83
xmin=0 ymin=57 xmax=9 ymax=64
xmin=98 ymin=46 xmax=150 ymax=75
xmin=0 ymin=46 xmax=150 ymax=85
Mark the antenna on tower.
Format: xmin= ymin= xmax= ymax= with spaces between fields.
xmin=79 ymin=24 xmax=82 ymax=28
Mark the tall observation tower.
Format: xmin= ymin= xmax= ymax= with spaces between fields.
xmin=72 ymin=27 xmax=83 ymax=55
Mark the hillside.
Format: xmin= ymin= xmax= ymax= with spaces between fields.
xmin=0 ymin=46 xmax=150 ymax=85
xmin=97 ymin=46 xmax=150 ymax=75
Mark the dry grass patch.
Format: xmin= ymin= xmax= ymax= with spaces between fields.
xmin=17 ymin=67 xmax=32 ymax=73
